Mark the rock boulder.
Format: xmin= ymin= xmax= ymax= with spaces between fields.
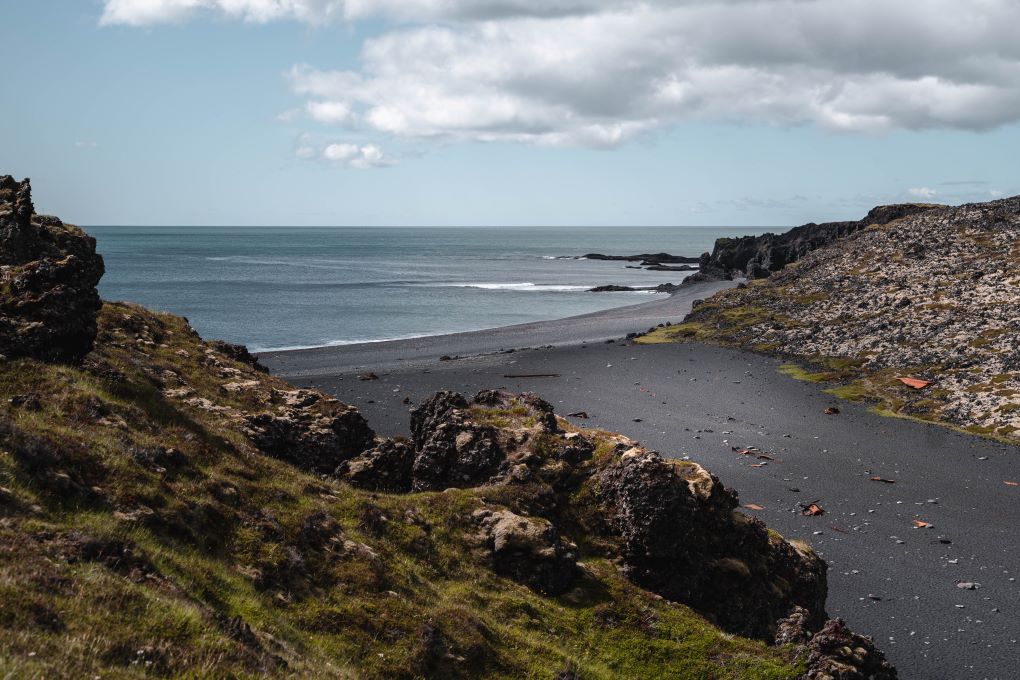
xmin=336 ymin=438 xmax=415 ymax=492
xmin=473 ymin=507 xmax=579 ymax=595
xmin=590 ymin=447 xmax=827 ymax=640
xmin=243 ymin=401 xmax=375 ymax=475
xmin=797 ymin=617 xmax=898 ymax=679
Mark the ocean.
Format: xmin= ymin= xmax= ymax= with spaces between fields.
xmin=89 ymin=226 xmax=764 ymax=352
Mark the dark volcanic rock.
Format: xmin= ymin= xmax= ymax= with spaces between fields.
xmin=407 ymin=390 xmax=561 ymax=489
xmin=588 ymin=285 xmax=639 ymax=292
xmin=0 ymin=176 xmax=105 ymax=363
xmin=475 ymin=389 xmax=558 ymax=433
xmin=406 ymin=390 xmax=830 ymax=641
xmin=694 ymin=203 xmax=940 ymax=280
xmin=209 ymin=340 xmax=269 ymax=373
xmin=410 ymin=392 xmax=505 ymax=491
xmin=583 ymin=252 xmax=701 ymax=264
xmin=473 ymin=507 xmax=579 ymax=595
xmin=588 ymin=283 xmax=681 ymax=293
xmin=590 ymin=447 xmax=827 ymax=640
xmin=797 ymin=617 xmax=898 ymax=679
xmin=644 ymin=264 xmax=698 ymax=272
xmin=336 ymin=438 xmax=415 ymax=492
xmin=409 ymin=390 xmax=469 ymax=450
xmin=335 ymin=388 xmax=891 ymax=668
xmin=243 ymin=402 xmax=375 ymax=475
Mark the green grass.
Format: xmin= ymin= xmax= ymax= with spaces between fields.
xmin=777 ymin=364 xmax=832 ymax=383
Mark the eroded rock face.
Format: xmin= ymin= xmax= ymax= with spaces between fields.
xmin=209 ymin=340 xmax=268 ymax=374
xmin=336 ymin=438 xmax=415 ymax=492
xmin=591 ymin=447 xmax=827 ymax=640
xmin=410 ymin=391 xmax=510 ymax=491
xmin=393 ymin=390 xmax=831 ymax=642
xmin=472 ymin=508 xmax=579 ymax=595
xmin=243 ymin=401 xmax=375 ymax=475
xmin=0 ymin=176 xmax=105 ymax=363
xmin=691 ymin=203 xmax=939 ymax=281
xmin=339 ymin=390 xmax=580 ymax=496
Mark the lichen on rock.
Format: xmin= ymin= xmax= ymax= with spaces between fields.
xmin=472 ymin=507 xmax=579 ymax=595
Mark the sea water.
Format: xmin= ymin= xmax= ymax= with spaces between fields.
xmin=90 ymin=226 xmax=765 ymax=352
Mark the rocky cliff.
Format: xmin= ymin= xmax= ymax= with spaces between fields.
xmin=642 ymin=195 xmax=1020 ymax=442
xmin=0 ymin=176 xmax=895 ymax=678
xmin=0 ymin=177 xmax=105 ymax=363
xmin=690 ymin=203 xmax=940 ymax=281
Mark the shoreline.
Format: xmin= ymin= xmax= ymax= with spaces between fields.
xmin=261 ymin=279 xmax=736 ymax=377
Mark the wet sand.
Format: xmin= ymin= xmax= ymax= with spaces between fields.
xmin=262 ymin=280 xmax=736 ymax=377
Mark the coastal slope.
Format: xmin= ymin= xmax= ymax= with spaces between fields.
xmin=0 ymin=180 xmax=898 ymax=677
xmin=642 ymin=195 xmax=1020 ymax=441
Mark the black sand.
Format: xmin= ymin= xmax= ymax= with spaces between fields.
xmin=263 ymin=284 xmax=1019 ymax=680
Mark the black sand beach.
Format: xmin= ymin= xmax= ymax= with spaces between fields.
xmin=262 ymin=280 xmax=736 ymax=377
xmin=264 ymin=283 xmax=1020 ymax=680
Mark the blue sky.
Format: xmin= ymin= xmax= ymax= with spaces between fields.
xmin=2 ymin=0 xmax=1018 ymax=227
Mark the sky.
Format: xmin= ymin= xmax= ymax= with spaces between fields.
xmin=1 ymin=0 xmax=1018 ymax=227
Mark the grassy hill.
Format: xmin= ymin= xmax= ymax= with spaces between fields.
xmin=0 ymin=302 xmax=810 ymax=679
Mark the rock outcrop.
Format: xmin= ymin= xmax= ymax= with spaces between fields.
xmin=472 ymin=508 xmax=579 ymax=595
xmin=592 ymin=447 xmax=826 ymax=639
xmin=583 ymin=252 xmax=701 ymax=265
xmin=209 ymin=340 xmax=268 ymax=373
xmin=340 ymin=389 xmax=843 ymax=646
xmin=243 ymin=395 xmax=375 ymax=475
xmin=335 ymin=438 xmax=415 ymax=492
xmin=410 ymin=391 xmax=506 ymax=491
xmin=689 ymin=203 xmax=939 ymax=281
xmin=673 ymin=195 xmax=1020 ymax=440
xmin=0 ymin=176 xmax=105 ymax=363
xmin=588 ymin=282 xmax=682 ymax=293
xmin=785 ymin=613 xmax=897 ymax=680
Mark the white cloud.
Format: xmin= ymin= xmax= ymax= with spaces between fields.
xmin=100 ymin=0 xmax=752 ymax=25
xmin=908 ymin=187 xmax=938 ymax=199
xmin=305 ymin=100 xmax=353 ymax=123
xmin=295 ymin=140 xmax=391 ymax=168
xmin=74 ymin=141 xmax=99 ymax=149
xmin=107 ymin=0 xmax=1020 ymax=150
xmin=101 ymin=0 xmax=346 ymax=26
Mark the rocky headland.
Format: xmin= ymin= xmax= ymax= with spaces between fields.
xmin=0 ymin=176 xmax=895 ymax=677
xmin=640 ymin=195 xmax=1020 ymax=442
xmin=687 ymin=204 xmax=940 ymax=282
